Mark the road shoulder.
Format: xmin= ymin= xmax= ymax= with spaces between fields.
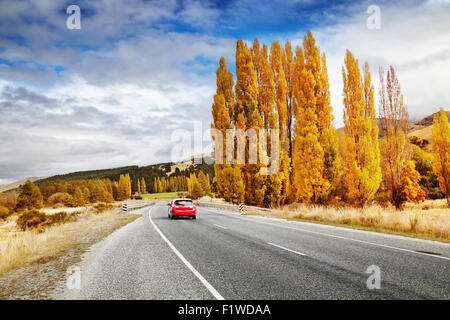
xmin=0 ymin=212 xmax=140 ymax=299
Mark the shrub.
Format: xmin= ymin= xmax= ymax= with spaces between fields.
xmin=94 ymin=203 xmax=113 ymax=213
xmin=47 ymin=192 xmax=67 ymax=205
xmin=428 ymin=191 xmax=445 ymax=200
xmin=0 ymin=192 xmax=18 ymax=212
xmin=0 ymin=205 xmax=11 ymax=220
xmin=16 ymin=210 xmax=47 ymax=231
xmin=409 ymin=136 xmax=429 ymax=149
xmin=134 ymin=194 xmax=143 ymax=200
xmin=412 ymin=145 xmax=443 ymax=199
xmin=62 ymin=193 xmax=74 ymax=207
xmin=16 ymin=210 xmax=75 ymax=231
xmin=46 ymin=212 xmax=69 ymax=225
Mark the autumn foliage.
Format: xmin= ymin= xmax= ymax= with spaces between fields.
xmin=432 ymin=110 xmax=450 ymax=206
xmin=211 ymin=32 xmax=448 ymax=210
xmin=153 ymin=176 xmax=188 ymax=193
xmin=187 ymin=171 xmax=211 ymax=199
xmin=401 ymin=161 xmax=426 ymax=203
xmin=212 ymin=32 xmax=341 ymax=207
xmin=342 ymin=52 xmax=381 ymax=206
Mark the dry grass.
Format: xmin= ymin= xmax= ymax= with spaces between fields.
xmin=246 ymin=200 xmax=450 ymax=242
xmin=0 ymin=211 xmax=140 ymax=277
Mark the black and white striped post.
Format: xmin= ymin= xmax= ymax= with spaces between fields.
xmin=122 ymin=204 xmax=128 ymax=212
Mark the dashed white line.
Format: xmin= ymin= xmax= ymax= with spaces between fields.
xmin=268 ymin=242 xmax=306 ymax=256
xmin=200 ymin=207 xmax=450 ymax=261
xmin=214 ymin=224 xmax=227 ymax=229
xmin=148 ymin=206 xmax=224 ymax=300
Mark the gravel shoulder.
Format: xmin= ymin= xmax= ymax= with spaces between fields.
xmin=0 ymin=210 xmax=140 ymax=300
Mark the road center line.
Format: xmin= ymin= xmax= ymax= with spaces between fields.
xmin=214 ymin=224 xmax=227 ymax=229
xmin=148 ymin=206 xmax=224 ymax=300
xmin=268 ymin=242 xmax=306 ymax=256
xmin=202 ymin=208 xmax=450 ymax=261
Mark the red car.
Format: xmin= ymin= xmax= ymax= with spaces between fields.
xmin=168 ymin=198 xmax=196 ymax=219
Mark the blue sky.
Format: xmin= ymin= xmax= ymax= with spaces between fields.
xmin=0 ymin=0 xmax=449 ymax=183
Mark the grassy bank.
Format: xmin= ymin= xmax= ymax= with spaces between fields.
xmin=142 ymin=192 xmax=180 ymax=200
xmin=245 ymin=200 xmax=450 ymax=242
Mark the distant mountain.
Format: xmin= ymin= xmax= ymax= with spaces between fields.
xmin=337 ymin=110 xmax=449 ymax=140
xmin=407 ymin=110 xmax=450 ymax=143
xmin=413 ymin=111 xmax=450 ymax=127
xmin=0 ymin=176 xmax=47 ymax=193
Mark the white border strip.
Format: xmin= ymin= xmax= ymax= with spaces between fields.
xmin=268 ymin=242 xmax=306 ymax=256
xmin=148 ymin=207 xmax=224 ymax=300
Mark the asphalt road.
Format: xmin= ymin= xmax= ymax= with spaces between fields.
xmin=55 ymin=204 xmax=450 ymax=300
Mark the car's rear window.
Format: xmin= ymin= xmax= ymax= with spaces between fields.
xmin=175 ymin=200 xmax=193 ymax=206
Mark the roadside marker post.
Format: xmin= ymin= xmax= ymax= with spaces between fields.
xmin=122 ymin=201 xmax=154 ymax=213
xmin=239 ymin=204 xmax=244 ymax=214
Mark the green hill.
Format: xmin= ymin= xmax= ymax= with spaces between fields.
xmin=34 ymin=161 xmax=214 ymax=194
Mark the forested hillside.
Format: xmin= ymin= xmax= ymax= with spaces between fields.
xmin=34 ymin=162 xmax=214 ymax=194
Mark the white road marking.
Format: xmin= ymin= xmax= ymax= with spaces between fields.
xmin=200 ymin=208 xmax=450 ymax=261
xmin=148 ymin=206 xmax=224 ymax=300
xmin=268 ymin=242 xmax=306 ymax=256
xmin=214 ymin=224 xmax=227 ymax=229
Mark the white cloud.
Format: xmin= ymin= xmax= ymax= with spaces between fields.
xmin=309 ymin=1 xmax=450 ymax=126
xmin=1 ymin=0 xmax=449 ymax=183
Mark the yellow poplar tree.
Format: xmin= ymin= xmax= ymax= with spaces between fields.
xmin=16 ymin=180 xmax=43 ymax=210
xmin=283 ymin=40 xmax=294 ymax=160
xmin=217 ymin=166 xmax=245 ymax=204
xmin=206 ymin=174 xmax=211 ymax=195
xmin=72 ymin=186 xmax=85 ymax=206
xmin=125 ymin=173 xmax=132 ymax=198
xmin=432 ymin=110 xmax=450 ymax=206
xmin=211 ymin=57 xmax=234 ymax=199
xmin=265 ymin=41 xmax=287 ymax=205
xmin=379 ymin=66 xmax=409 ymax=209
xmin=342 ymin=51 xmax=382 ymax=206
xmin=83 ymin=186 xmax=91 ymax=203
xmin=198 ymin=171 xmax=210 ymax=196
xmin=117 ymin=174 xmax=128 ymax=201
xmin=291 ymin=41 xmax=326 ymax=203
xmin=235 ymin=40 xmax=263 ymax=205
xmin=304 ymin=31 xmax=340 ymax=201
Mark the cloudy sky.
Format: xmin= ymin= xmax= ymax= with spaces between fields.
xmin=0 ymin=0 xmax=449 ymax=184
